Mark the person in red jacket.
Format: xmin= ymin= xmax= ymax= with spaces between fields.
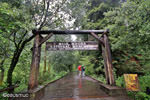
xmin=78 ymin=65 xmax=82 ymax=77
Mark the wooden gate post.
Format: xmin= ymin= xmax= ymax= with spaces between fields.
xmin=90 ymin=31 xmax=115 ymax=85
xmin=28 ymin=32 xmax=41 ymax=91
xmin=101 ymin=44 xmax=109 ymax=84
xmin=103 ymin=33 xmax=115 ymax=85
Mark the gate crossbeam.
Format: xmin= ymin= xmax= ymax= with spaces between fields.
xmin=33 ymin=29 xmax=108 ymax=35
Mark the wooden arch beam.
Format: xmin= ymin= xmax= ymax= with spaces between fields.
xmin=39 ymin=33 xmax=53 ymax=46
xmin=90 ymin=32 xmax=104 ymax=46
xmin=33 ymin=30 xmax=107 ymax=35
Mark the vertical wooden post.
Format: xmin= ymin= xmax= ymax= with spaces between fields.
xmin=101 ymin=44 xmax=109 ymax=84
xmin=43 ymin=47 xmax=47 ymax=74
xmin=103 ymin=33 xmax=115 ymax=85
xmin=28 ymin=33 xmax=41 ymax=91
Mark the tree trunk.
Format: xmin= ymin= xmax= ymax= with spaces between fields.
xmin=7 ymin=48 xmax=24 ymax=93
xmin=0 ymin=70 xmax=4 ymax=86
xmin=0 ymin=59 xmax=5 ymax=86
xmin=7 ymin=35 xmax=35 ymax=93
xmin=48 ymin=63 xmax=50 ymax=72
xmin=68 ymin=65 xmax=72 ymax=72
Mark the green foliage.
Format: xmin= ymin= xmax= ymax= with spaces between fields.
xmin=82 ymin=0 xmax=119 ymax=29
xmin=48 ymin=51 xmax=77 ymax=73
xmin=0 ymin=91 xmax=8 ymax=100
xmin=139 ymin=75 xmax=150 ymax=92
xmin=67 ymin=0 xmax=88 ymax=29
xmin=127 ymin=91 xmax=150 ymax=100
xmin=116 ymin=76 xmax=125 ymax=87
xmin=38 ymin=61 xmax=68 ymax=86
xmin=135 ymin=92 xmax=150 ymax=100
xmin=79 ymin=51 xmax=105 ymax=77
xmin=91 ymin=74 xmax=106 ymax=84
xmin=0 ymin=2 xmax=32 ymax=34
xmin=103 ymin=0 xmax=150 ymax=75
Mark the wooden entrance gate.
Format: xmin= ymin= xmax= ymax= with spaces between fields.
xmin=28 ymin=30 xmax=115 ymax=91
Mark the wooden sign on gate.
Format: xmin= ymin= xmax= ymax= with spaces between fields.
xmin=46 ymin=41 xmax=99 ymax=51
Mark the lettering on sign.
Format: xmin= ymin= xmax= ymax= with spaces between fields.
xmin=46 ymin=41 xmax=99 ymax=51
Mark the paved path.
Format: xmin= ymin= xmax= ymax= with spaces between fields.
xmin=41 ymin=72 xmax=131 ymax=100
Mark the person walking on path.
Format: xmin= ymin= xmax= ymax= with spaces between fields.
xmin=78 ymin=65 xmax=82 ymax=77
xmin=81 ymin=65 xmax=85 ymax=77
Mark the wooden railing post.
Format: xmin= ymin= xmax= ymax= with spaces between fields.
xmin=28 ymin=32 xmax=41 ymax=91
